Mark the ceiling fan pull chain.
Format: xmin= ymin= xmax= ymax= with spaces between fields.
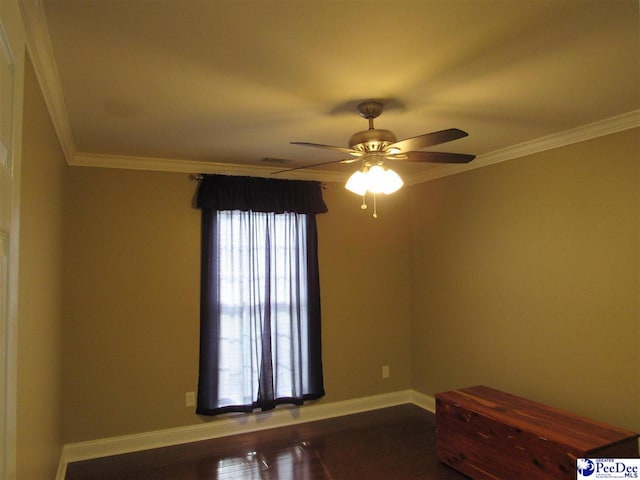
xmin=361 ymin=192 xmax=368 ymax=210
xmin=372 ymin=193 xmax=378 ymax=218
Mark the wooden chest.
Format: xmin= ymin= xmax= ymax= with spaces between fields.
xmin=436 ymin=385 xmax=639 ymax=480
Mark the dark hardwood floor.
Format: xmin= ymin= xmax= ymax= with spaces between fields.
xmin=65 ymin=404 xmax=469 ymax=479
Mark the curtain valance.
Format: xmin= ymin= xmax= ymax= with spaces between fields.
xmin=196 ymin=174 xmax=328 ymax=214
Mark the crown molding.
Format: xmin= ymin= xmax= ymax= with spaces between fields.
xmin=74 ymin=110 xmax=639 ymax=184
xmin=71 ymin=152 xmax=348 ymax=183
xmin=19 ymin=0 xmax=75 ymax=163
xmin=404 ymin=110 xmax=640 ymax=185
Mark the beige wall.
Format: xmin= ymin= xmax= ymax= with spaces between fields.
xmin=62 ymin=170 xmax=412 ymax=442
xmin=62 ymin=169 xmax=201 ymax=442
xmin=409 ymin=128 xmax=640 ymax=433
xmin=318 ymin=184 xmax=412 ymax=402
xmin=17 ymin=56 xmax=66 ymax=478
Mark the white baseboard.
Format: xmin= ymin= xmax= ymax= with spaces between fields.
xmin=57 ymin=389 xmax=435 ymax=479
xmin=410 ymin=389 xmax=436 ymax=413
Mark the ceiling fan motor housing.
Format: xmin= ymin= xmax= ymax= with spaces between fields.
xmin=349 ymin=129 xmax=397 ymax=153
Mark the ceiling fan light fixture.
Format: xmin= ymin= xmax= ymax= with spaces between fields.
xmin=344 ymin=165 xmax=404 ymax=196
xmin=280 ymin=99 xmax=473 ymax=216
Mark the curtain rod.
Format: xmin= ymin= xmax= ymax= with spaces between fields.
xmin=191 ymin=174 xmax=327 ymax=189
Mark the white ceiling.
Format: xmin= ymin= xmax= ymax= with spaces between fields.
xmin=22 ymin=0 xmax=640 ymax=183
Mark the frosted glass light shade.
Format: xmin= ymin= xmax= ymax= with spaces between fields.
xmin=345 ymin=166 xmax=404 ymax=195
xmin=345 ymin=170 xmax=367 ymax=195
xmin=366 ymin=165 xmax=387 ymax=193
xmin=381 ymin=168 xmax=403 ymax=194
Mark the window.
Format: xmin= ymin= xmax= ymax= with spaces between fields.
xmin=196 ymin=175 xmax=327 ymax=415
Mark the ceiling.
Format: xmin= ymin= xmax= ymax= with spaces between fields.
xmin=22 ymin=0 xmax=640 ymax=184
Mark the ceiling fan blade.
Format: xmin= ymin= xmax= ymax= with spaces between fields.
xmin=404 ymin=151 xmax=475 ymax=164
xmin=388 ymin=128 xmax=469 ymax=153
xmin=271 ymin=157 xmax=355 ymax=175
xmin=291 ymin=141 xmax=362 ymax=156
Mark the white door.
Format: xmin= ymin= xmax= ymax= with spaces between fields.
xmin=0 ymin=1 xmax=25 ymax=478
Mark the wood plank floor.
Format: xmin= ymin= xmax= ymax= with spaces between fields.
xmin=65 ymin=404 xmax=469 ymax=479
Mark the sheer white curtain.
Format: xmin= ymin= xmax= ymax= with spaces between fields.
xmin=215 ymin=210 xmax=311 ymax=407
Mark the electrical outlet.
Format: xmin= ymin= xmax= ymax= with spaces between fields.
xmin=185 ymin=391 xmax=196 ymax=407
xmin=382 ymin=365 xmax=390 ymax=379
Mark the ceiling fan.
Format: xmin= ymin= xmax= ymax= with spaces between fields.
xmin=272 ymin=100 xmax=475 ymax=174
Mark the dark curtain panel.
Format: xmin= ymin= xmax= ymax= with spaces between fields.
xmin=197 ymin=175 xmax=326 ymax=416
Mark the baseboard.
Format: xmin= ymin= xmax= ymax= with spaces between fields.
xmin=57 ymin=389 xmax=435 ymax=479
xmin=410 ymin=389 xmax=436 ymax=413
